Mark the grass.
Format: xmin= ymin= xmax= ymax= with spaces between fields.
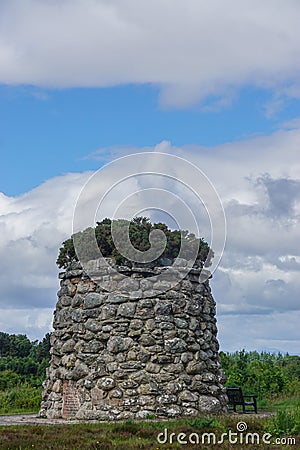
xmin=267 ymin=395 xmax=300 ymax=412
xmin=0 ymin=415 xmax=298 ymax=450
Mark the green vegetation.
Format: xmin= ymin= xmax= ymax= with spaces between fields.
xmin=56 ymin=217 xmax=212 ymax=268
xmin=0 ymin=332 xmax=50 ymax=415
xmin=220 ymin=350 xmax=300 ymax=407
xmin=0 ymin=384 xmax=42 ymax=415
xmin=220 ymin=349 xmax=300 ymax=441
xmin=265 ymin=407 xmax=300 ymax=437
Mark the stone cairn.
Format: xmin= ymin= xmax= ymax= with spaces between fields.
xmin=40 ymin=257 xmax=227 ymax=420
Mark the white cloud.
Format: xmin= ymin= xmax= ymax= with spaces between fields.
xmin=0 ymin=126 xmax=299 ymax=351
xmin=0 ymin=308 xmax=54 ymax=342
xmin=0 ymin=0 xmax=300 ymax=107
xmin=0 ymin=172 xmax=91 ymax=338
xmin=217 ymin=311 xmax=300 ymax=354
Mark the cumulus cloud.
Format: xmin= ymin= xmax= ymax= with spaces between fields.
xmin=256 ymin=174 xmax=300 ymax=218
xmin=0 ymin=0 xmax=300 ymax=107
xmin=0 ymin=172 xmax=91 ymax=338
xmin=0 ymin=126 xmax=299 ymax=351
xmin=0 ymin=308 xmax=54 ymax=341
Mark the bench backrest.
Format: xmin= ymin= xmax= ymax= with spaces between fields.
xmin=227 ymin=387 xmax=244 ymax=404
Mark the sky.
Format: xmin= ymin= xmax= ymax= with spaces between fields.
xmin=0 ymin=0 xmax=299 ymax=354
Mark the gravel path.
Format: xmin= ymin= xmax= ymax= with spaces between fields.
xmin=0 ymin=412 xmax=274 ymax=427
xmin=0 ymin=414 xmax=101 ymax=426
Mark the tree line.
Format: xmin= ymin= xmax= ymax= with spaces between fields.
xmin=0 ymin=332 xmax=50 ymax=389
xmin=220 ymin=349 xmax=300 ymax=398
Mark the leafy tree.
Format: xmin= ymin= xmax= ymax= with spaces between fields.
xmin=0 ymin=333 xmax=32 ymax=358
xmin=34 ymin=333 xmax=51 ymax=363
xmin=0 ymin=332 xmax=51 ymax=382
xmin=9 ymin=334 xmax=32 ymax=357
xmin=220 ymin=350 xmax=300 ymax=398
xmin=56 ymin=237 xmax=77 ymax=269
xmin=0 ymin=332 xmax=10 ymax=357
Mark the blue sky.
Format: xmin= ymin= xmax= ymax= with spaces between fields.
xmin=1 ymin=84 xmax=300 ymax=196
xmin=0 ymin=0 xmax=299 ymax=354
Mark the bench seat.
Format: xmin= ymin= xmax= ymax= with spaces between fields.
xmin=226 ymin=387 xmax=257 ymax=413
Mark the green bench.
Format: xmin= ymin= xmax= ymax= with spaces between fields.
xmin=226 ymin=387 xmax=258 ymax=413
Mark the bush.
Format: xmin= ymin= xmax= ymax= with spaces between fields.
xmin=0 ymin=370 xmax=21 ymax=390
xmin=0 ymin=383 xmax=42 ymax=414
xmin=57 ymin=217 xmax=212 ymax=269
xmin=265 ymin=408 xmax=300 ymax=437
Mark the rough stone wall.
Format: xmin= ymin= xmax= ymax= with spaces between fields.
xmin=40 ymin=259 xmax=227 ymax=420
